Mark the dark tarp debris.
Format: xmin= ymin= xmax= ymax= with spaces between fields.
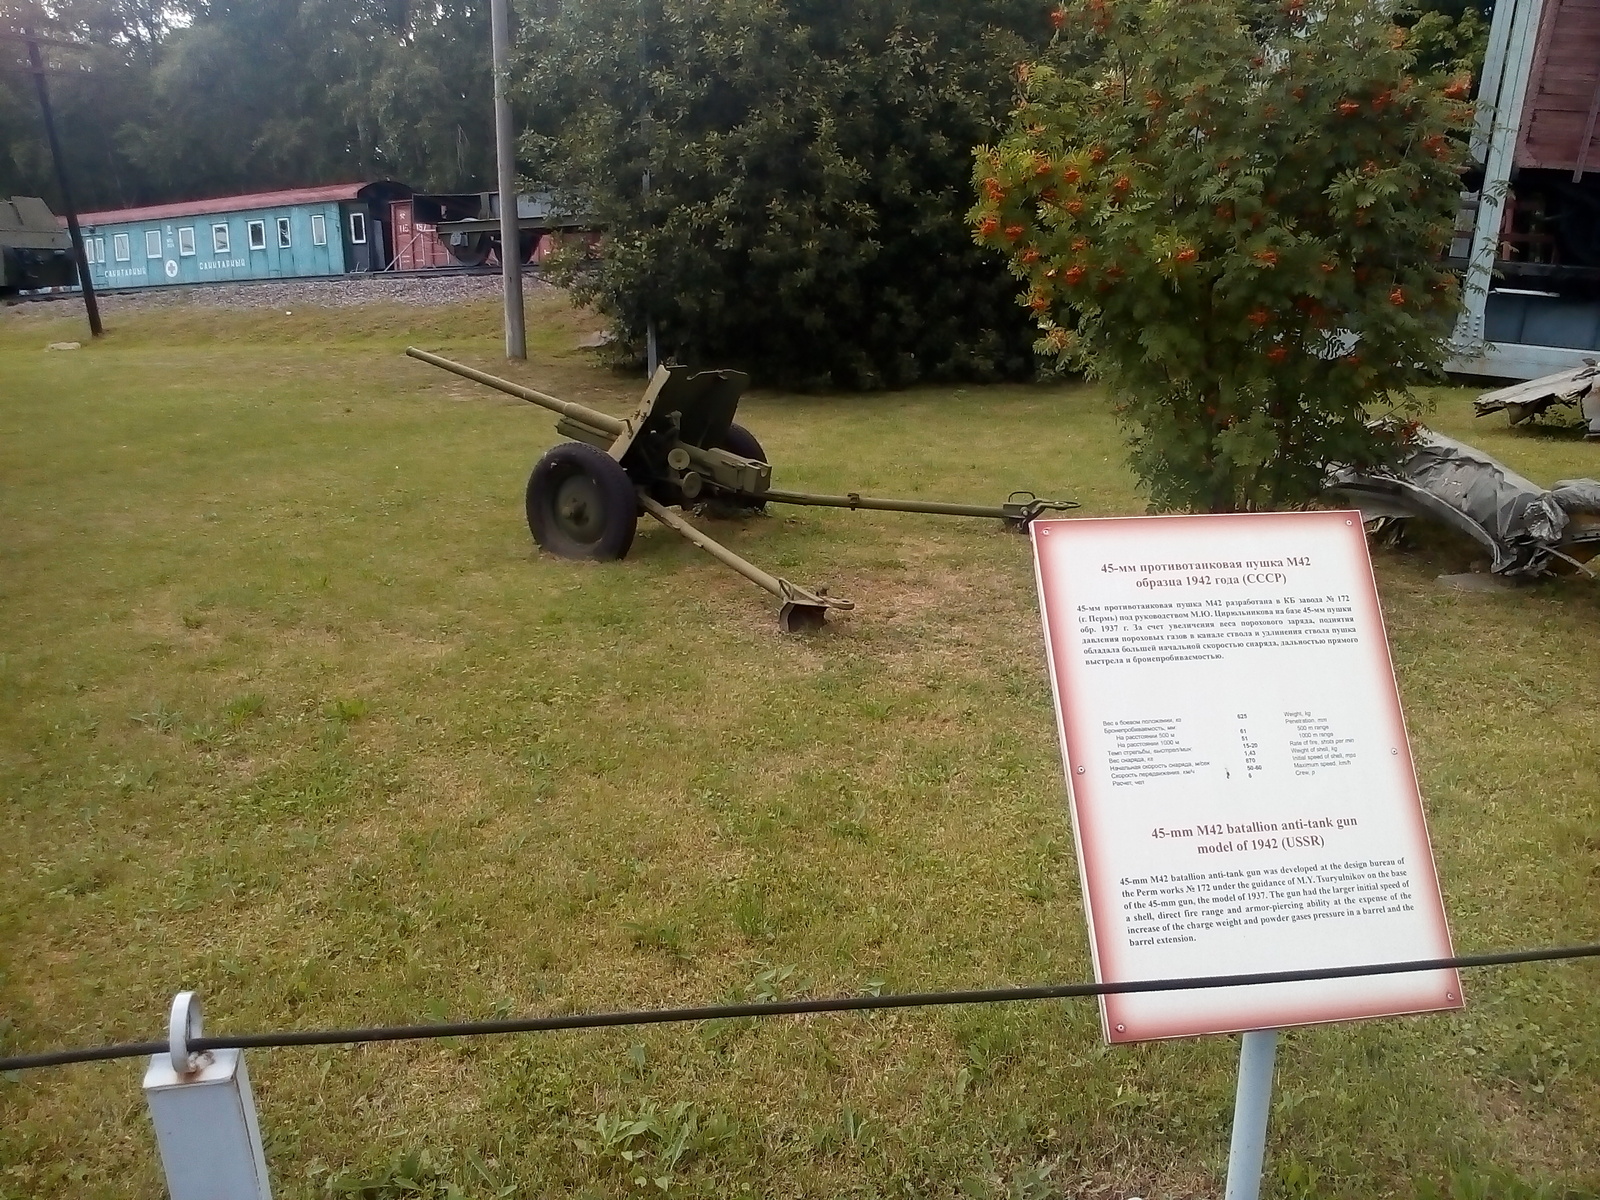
xmin=1475 ymin=362 xmax=1600 ymax=439
xmin=1326 ymin=430 xmax=1600 ymax=577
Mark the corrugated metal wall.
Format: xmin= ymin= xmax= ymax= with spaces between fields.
xmin=389 ymin=201 xmax=455 ymax=271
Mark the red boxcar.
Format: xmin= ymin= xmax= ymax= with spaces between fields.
xmin=389 ymin=200 xmax=455 ymax=270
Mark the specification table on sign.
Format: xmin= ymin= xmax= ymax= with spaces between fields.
xmin=1031 ymin=512 xmax=1461 ymax=1042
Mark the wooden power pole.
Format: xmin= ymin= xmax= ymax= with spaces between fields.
xmin=489 ymin=0 xmax=525 ymax=360
xmin=22 ymin=26 xmax=102 ymax=337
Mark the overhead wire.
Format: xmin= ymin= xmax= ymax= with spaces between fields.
xmin=3 ymin=940 xmax=1596 ymax=1074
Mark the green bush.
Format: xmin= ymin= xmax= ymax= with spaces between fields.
xmin=519 ymin=0 xmax=1047 ymax=390
xmin=971 ymin=0 xmax=1472 ymax=512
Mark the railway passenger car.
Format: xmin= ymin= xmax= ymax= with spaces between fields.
xmin=74 ymin=181 xmax=414 ymax=290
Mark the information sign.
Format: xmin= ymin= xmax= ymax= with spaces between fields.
xmin=1032 ymin=512 xmax=1461 ymax=1042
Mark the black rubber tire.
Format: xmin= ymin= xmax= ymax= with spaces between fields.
xmin=719 ymin=422 xmax=766 ymax=463
xmin=525 ymin=442 xmax=638 ymax=560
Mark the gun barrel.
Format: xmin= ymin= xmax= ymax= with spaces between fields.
xmin=405 ymin=346 xmax=627 ymax=437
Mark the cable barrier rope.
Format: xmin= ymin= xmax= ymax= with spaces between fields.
xmin=4 ymin=940 xmax=1596 ymax=1074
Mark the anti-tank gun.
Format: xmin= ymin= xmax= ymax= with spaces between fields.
xmin=406 ymin=347 xmax=1078 ymax=630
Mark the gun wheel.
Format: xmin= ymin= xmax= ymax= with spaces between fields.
xmin=526 ymin=442 xmax=638 ymax=560
xmin=719 ymin=422 xmax=766 ymax=463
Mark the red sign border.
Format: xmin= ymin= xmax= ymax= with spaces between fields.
xmin=1031 ymin=511 xmax=1462 ymax=1041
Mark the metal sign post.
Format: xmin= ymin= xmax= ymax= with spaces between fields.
xmin=1223 ymin=1029 xmax=1280 ymax=1200
xmin=143 ymin=992 xmax=273 ymax=1200
xmin=1030 ymin=512 xmax=1463 ymax=1195
xmin=489 ymin=0 xmax=525 ymax=360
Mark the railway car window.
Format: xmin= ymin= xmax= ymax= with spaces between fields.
xmin=94 ymin=237 xmax=105 ymax=263
xmin=276 ymin=217 xmax=292 ymax=249
xmin=212 ymin=224 xmax=230 ymax=254
xmin=310 ymin=214 xmax=326 ymax=246
xmin=178 ymin=227 xmax=195 ymax=256
xmin=146 ymin=230 xmax=162 ymax=259
xmin=113 ymin=234 xmax=130 ymax=262
xmin=247 ymin=220 xmax=266 ymax=251
xmin=349 ymin=211 xmax=367 ymax=244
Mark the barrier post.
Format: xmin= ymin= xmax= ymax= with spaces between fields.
xmin=1222 ymin=1029 xmax=1279 ymax=1200
xmin=142 ymin=992 xmax=272 ymax=1200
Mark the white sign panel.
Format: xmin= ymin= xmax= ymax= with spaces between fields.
xmin=1032 ymin=512 xmax=1460 ymax=1043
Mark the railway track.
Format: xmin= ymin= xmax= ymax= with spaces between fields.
xmin=4 ymin=263 xmax=515 ymax=306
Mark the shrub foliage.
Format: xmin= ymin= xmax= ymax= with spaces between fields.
xmin=971 ymin=0 xmax=1472 ymax=512
xmin=520 ymin=0 xmax=1045 ymax=390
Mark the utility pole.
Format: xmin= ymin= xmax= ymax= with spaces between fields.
xmin=23 ymin=26 xmax=101 ymax=337
xmin=489 ymin=0 xmax=525 ymax=360
xmin=643 ymin=155 xmax=658 ymax=376
xmin=639 ymin=8 xmax=658 ymax=376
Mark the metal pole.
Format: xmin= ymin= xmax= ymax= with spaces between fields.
xmin=144 ymin=993 xmax=273 ymax=1200
xmin=763 ymin=488 xmax=1027 ymax=520
xmin=639 ymin=5 xmax=659 ymax=376
xmin=643 ymin=159 xmax=657 ymax=375
xmin=636 ymin=493 xmax=851 ymax=631
xmin=1452 ymin=0 xmax=1546 ymax=354
xmin=489 ymin=0 xmax=525 ymax=360
xmin=1223 ymin=1029 xmax=1279 ymax=1200
xmin=640 ymin=492 xmax=793 ymax=597
xmin=645 ymin=301 xmax=659 ymax=375
xmin=24 ymin=28 xmax=101 ymax=338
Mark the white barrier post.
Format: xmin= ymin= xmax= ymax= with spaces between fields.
xmin=1222 ymin=1029 xmax=1279 ymax=1200
xmin=143 ymin=992 xmax=272 ymax=1200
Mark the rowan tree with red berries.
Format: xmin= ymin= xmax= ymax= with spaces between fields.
xmin=971 ymin=0 xmax=1472 ymax=513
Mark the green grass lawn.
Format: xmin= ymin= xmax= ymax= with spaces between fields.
xmin=1 ymin=292 xmax=1597 ymax=1200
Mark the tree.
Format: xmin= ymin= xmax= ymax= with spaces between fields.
xmin=0 ymin=0 xmax=166 ymax=210
xmin=1 ymin=0 xmax=498 ymax=211
xmin=971 ymin=0 xmax=1471 ymax=513
xmin=131 ymin=0 xmax=496 ymax=200
xmin=519 ymin=0 xmax=1046 ymax=390
xmin=1398 ymin=0 xmax=1490 ymax=78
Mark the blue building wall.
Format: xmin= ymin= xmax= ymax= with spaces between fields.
xmin=81 ymin=201 xmax=350 ymax=289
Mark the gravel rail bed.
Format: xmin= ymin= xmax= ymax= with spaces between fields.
xmin=5 ymin=271 xmax=557 ymax=315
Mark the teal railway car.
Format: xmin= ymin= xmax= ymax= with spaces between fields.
xmin=74 ymin=181 xmax=414 ymax=290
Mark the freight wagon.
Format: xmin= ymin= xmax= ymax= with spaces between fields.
xmin=408 ymin=190 xmax=596 ymax=267
xmin=1450 ymin=0 xmax=1600 ymax=378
